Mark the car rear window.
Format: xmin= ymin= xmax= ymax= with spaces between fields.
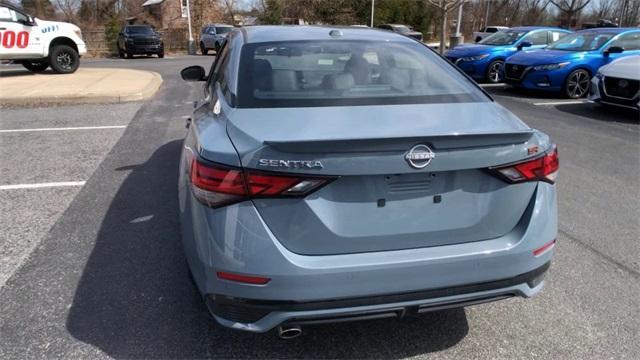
xmin=216 ymin=27 xmax=233 ymax=34
xmin=236 ymin=40 xmax=487 ymax=108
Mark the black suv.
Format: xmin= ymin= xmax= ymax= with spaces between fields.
xmin=117 ymin=25 xmax=164 ymax=58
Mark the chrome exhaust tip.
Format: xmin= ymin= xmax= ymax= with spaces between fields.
xmin=277 ymin=325 xmax=302 ymax=339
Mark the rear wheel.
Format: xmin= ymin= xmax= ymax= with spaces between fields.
xmin=48 ymin=45 xmax=79 ymax=74
xmin=22 ymin=61 xmax=49 ymax=72
xmin=200 ymin=42 xmax=208 ymax=55
xmin=485 ymin=60 xmax=504 ymax=83
xmin=157 ymin=50 xmax=164 ymax=58
xmin=564 ymin=69 xmax=590 ymax=98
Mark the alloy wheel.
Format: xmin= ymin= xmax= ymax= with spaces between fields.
xmin=487 ymin=61 xmax=504 ymax=83
xmin=566 ymin=70 xmax=590 ymax=98
xmin=56 ymin=51 xmax=74 ymax=71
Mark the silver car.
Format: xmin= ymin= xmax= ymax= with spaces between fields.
xmin=199 ymin=24 xmax=233 ymax=55
xmin=179 ymin=26 xmax=559 ymax=339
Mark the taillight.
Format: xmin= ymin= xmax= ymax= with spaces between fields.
xmin=490 ymin=145 xmax=559 ymax=184
xmin=190 ymin=158 xmax=334 ymax=208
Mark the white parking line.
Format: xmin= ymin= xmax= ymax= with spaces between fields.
xmin=0 ymin=125 xmax=126 ymax=133
xmin=533 ymin=100 xmax=590 ymax=106
xmin=480 ymin=83 xmax=507 ymax=88
xmin=0 ymin=181 xmax=86 ymax=190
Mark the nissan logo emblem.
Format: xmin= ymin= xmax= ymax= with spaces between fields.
xmin=618 ymin=79 xmax=628 ymax=88
xmin=405 ymin=144 xmax=435 ymax=169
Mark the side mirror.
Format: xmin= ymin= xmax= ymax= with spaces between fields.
xmin=181 ymin=65 xmax=207 ymax=82
xmin=517 ymin=41 xmax=532 ymax=51
xmin=604 ymin=46 xmax=624 ymax=56
xmin=18 ymin=17 xmax=35 ymax=26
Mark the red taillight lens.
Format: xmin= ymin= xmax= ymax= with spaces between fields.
xmin=190 ymin=158 xmax=333 ymax=208
xmin=217 ymin=271 xmax=271 ymax=285
xmin=491 ymin=145 xmax=559 ymax=184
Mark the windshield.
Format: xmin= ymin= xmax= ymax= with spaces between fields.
xmin=547 ymin=32 xmax=614 ymax=51
xmin=237 ymin=40 xmax=487 ymax=108
xmin=126 ymin=26 xmax=154 ymax=34
xmin=480 ymin=31 xmax=527 ymax=45
xmin=394 ymin=25 xmax=411 ymax=34
xmin=216 ymin=27 xmax=233 ymax=34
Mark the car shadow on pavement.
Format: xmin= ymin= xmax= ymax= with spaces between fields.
xmin=66 ymin=140 xmax=469 ymax=359
xmin=555 ymin=103 xmax=639 ymax=124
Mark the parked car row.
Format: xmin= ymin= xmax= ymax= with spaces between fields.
xmin=446 ymin=27 xmax=640 ymax=108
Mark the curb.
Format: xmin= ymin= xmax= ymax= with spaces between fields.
xmin=0 ymin=70 xmax=163 ymax=107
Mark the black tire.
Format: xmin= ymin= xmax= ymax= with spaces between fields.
xmin=200 ymin=42 xmax=208 ymax=55
xmin=157 ymin=50 xmax=164 ymax=58
xmin=126 ymin=51 xmax=133 ymax=59
xmin=22 ymin=61 xmax=49 ymax=72
xmin=485 ymin=59 xmax=504 ymax=83
xmin=48 ymin=45 xmax=79 ymax=74
xmin=563 ymin=69 xmax=591 ymax=99
xmin=118 ymin=45 xmax=125 ymax=59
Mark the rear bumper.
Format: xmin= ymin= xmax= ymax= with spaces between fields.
xmin=207 ymin=262 xmax=549 ymax=332
xmin=179 ymin=181 xmax=557 ymax=332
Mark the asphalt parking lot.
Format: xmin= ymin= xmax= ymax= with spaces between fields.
xmin=0 ymin=56 xmax=638 ymax=359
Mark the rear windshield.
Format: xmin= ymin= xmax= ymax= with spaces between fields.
xmin=237 ymin=40 xmax=487 ymax=108
xmin=547 ymin=32 xmax=614 ymax=51
xmin=216 ymin=27 xmax=233 ymax=34
xmin=480 ymin=31 xmax=527 ymax=45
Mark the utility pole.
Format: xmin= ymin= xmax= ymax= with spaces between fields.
xmin=455 ymin=2 xmax=463 ymax=36
xmin=484 ymin=0 xmax=491 ymax=29
xmin=370 ymin=0 xmax=375 ymax=27
xmin=186 ymin=0 xmax=195 ymax=54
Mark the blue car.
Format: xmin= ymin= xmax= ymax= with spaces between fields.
xmin=445 ymin=26 xmax=572 ymax=83
xmin=504 ymin=28 xmax=640 ymax=98
xmin=179 ymin=26 xmax=558 ymax=337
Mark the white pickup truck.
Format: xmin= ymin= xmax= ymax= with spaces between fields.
xmin=0 ymin=2 xmax=86 ymax=74
xmin=473 ymin=26 xmax=509 ymax=43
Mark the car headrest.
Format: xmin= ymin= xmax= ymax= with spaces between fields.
xmin=253 ymin=59 xmax=273 ymax=91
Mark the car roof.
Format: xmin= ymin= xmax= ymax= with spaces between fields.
xmin=240 ymin=25 xmax=414 ymax=44
xmin=577 ymin=27 xmax=638 ymax=34
xmin=509 ymin=26 xmax=569 ymax=31
xmin=126 ymin=25 xmax=152 ymax=28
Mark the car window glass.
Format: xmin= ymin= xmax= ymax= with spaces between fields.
xmin=486 ymin=28 xmax=498 ymax=33
xmin=0 ymin=7 xmax=13 ymax=21
xmin=547 ymin=32 xmax=614 ymax=51
xmin=13 ymin=9 xmax=28 ymax=22
xmin=480 ymin=31 xmax=527 ymax=45
xmin=216 ymin=27 xmax=232 ymax=34
xmin=522 ymin=31 xmax=548 ymax=45
xmin=238 ymin=40 xmax=486 ymax=108
xmin=550 ymin=31 xmax=566 ymax=42
xmin=609 ymin=32 xmax=640 ymax=51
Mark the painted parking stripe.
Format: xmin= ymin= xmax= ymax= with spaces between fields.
xmin=0 ymin=181 xmax=86 ymax=190
xmin=533 ymin=100 xmax=590 ymax=106
xmin=0 ymin=125 xmax=126 ymax=133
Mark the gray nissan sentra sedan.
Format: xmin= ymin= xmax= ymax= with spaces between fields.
xmin=179 ymin=26 xmax=558 ymax=338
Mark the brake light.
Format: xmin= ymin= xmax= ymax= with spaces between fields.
xmin=491 ymin=145 xmax=559 ymax=184
xmin=190 ymin=158 xmax=333 ymax=208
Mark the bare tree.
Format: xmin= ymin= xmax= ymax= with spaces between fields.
xmin=222 ymin=0 xmax=237 ymax=25
xmin=54 ymin=0 xmax=80 ymax=21
xmin=427 ymin=0 xmax=465 ymax=53
xmin=549 ymin=0 xmax=592 ymax=27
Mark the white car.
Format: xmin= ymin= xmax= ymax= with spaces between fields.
xmin=473 ymin=26 xmax=509 ymax=43
xmin=0 ymin=2 xmax=86 ymax=74
xmin=589 ymin=55 xmax=640 ymax=110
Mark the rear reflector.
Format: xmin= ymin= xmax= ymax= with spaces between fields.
xmin=491 ymin=145 xmax=559 ymax=184
xmin=217 ymin=272 xmax=271 ymax=285
xmin=533 ymin=239 xmax=556 ymax=257
xmin=190 ymin=158 xmax=334 ymax=208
